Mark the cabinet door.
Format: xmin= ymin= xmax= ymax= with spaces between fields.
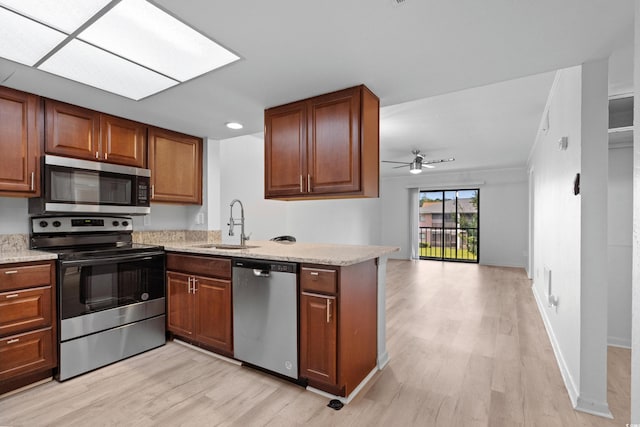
xmin=300 ymin=292 xmax=337 ymax=386
xmin=100 ymin=114 xmax=147 ymax=168
xmin=264 ymin=101 xmax=307 ymax=198
xmin=0 ymin=286 xmax=51 ymax=337
xmin=45 ymin=100 xmax=99 ymax=161
xmin=0 ymin=328 xmax=54 ymax=381
xmin=167 ymin=272 xmax=194 ymax=337
xmin=194 ymin=276 xmax=232 ymax=354
xmin=148 ymin=127 xmax=202 ymax=204
xmin=0 ymin=87 xmax=40 ymax=196
xmin=307 ymin=88 xmax=361 ymax=194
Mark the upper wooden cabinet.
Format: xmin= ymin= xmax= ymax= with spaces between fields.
xmin=0 ymin=86 xmax=41 ymax=197
xmin=45 ymin=99 xmax=147 ymax=168
xmin=100 ymin=114 xmax=147 ymax=168
xmin=265 ymin=85 xmax=379 ymax=200
xmin=148 ymin=127 xmax=203 ymax=204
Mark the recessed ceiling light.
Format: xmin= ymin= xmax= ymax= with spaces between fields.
xmin=0 ymin=0 xmax=111 ymax=33
xmin=78 ymin=0 xmax=239 ymax=82
xmin=0 ymin=0 xmax=240 ymax=100
xmin=226 ymin=122 xmax=243 ymax=130
xmin=39 ymin=39 xmax=178 ymax=100
xmin=0 ymin=7 xmax=66 ymax=66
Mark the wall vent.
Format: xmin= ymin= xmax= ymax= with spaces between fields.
xmin=391 ymin=0 xmax=408 ymax=6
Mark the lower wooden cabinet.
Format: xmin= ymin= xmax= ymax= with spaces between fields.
xmin=166 ymin=254 xmax=232 ymax=356
xmin=299 ymin=260 xmax=378 ymax=397
xmin=300 ymin=292 xmax=337 ymax=386
xmin=0 ymin=260 xmax=56 ymax=395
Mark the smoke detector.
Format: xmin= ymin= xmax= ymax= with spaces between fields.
xmin=391 ymin=0 xmax=408 ymax=6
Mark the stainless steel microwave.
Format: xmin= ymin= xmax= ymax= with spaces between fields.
xmin=29 ymin=155 xmax=151 ymax=215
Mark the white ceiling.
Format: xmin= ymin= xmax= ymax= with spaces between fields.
xmin=0 ymin=0 xmax=634 ymax=175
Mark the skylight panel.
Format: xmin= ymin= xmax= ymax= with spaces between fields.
xmin=0 ymin=0 xmax=111 ymax=33
xmin=78 ymin=0 xmax=239 ymax=82
xmin=0 ymin=7 xmax=66 ymax=66
xmin=38 ymin=39 xmax=179 ymax=100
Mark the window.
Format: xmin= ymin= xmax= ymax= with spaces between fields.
xmin=418 ymin=189 xmax=479 ymax=262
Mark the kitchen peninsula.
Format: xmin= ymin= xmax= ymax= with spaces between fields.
xmin=162 ymin=239 xmax=398 ymax=401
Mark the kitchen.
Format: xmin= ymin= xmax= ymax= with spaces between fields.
xmin=0 ymin=0 xmax=638 ymax=425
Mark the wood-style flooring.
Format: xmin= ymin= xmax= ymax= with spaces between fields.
xmin=0 ymin=260 xmax=631 ymax=426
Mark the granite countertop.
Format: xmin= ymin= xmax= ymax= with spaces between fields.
xmin=163 ymin=240 xmax=399 ymax=266
xmin=0 ymin=250 xmax=58 ymax=265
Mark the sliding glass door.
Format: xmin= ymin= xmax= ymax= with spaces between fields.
xmin=419 ymin=189 xmax=479 ymax=262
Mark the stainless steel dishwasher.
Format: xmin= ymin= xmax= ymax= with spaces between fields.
xmin=232 ymin=258 xmax=298 ymax=379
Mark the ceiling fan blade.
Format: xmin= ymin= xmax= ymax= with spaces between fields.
xmin=424 ymin=164 xmax=435 ymax=169
xmin=381 ymin=160 xmax=411 ymax=165
xmin=392 ymin=164 xmax=408 ymax=169
xmin=422 ymin=157 xmax=455 ymax=165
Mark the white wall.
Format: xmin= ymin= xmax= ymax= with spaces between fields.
xmin=631 ymin=1 xmax=640 ymax=420
xmin=607 ymin=145 xmax=633 ymax=348
xmin=218 ymin=133 xmax=381 ymax=245
xmin=379 ymin=168 xmax=528 ymax=267
xmin=529 ymin=62 xmax=610 ymax=416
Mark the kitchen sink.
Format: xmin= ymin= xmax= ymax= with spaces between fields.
xmin=194 ymin=243 xmax=260 ymax=250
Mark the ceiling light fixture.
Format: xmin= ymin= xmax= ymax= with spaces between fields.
xmin=226 ymin=122 xmax=243 ymax=130
xmin=409 ymin=159 xmax=422 ymax=174
xmin=0 ymin=0 xmax=240 ymax=100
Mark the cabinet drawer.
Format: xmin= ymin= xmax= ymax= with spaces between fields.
xmin=0 ymin=286 xmax=52 ymax=337
xmin=0 ymin=328 xmax=54 ymax=381
xmin=167 ymin=254 xmax=231 ymax=279
xmin=301 ymin=266 xmax=337 ymax=294
xmin=0 ymin=264 xmax=51 ymax=292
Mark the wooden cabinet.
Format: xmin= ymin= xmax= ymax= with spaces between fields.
xmin=166 ymin=253 xmax=232 ymax=355
xmin=0 ymin=86 xmax=41 ymax=197
xmin=148 ymin=127 xmax=203 ymax=204
xmin=265 ymin=85 xmax=379 ymax=200
xmin=0 ymin=261 xmax=56 ymax=394
xmin=299 ymin=260 xmax=378 ymax=397
xmin=100 ymin=114 xmax=147 ymax=168
xmin=45 ymin=99 xmax=147 ymax=168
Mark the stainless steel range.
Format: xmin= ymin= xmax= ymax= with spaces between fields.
xmin=30 ymin=216 xmax=166 ymax=381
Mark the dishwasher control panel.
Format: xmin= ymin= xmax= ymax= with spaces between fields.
xmin=232 ymin=259 xmax=297 ymax=274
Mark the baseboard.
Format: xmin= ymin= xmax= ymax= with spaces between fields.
xmin=531 ymin=283 xmax=579 ymax=406
xmin=174 ymin=339 xmax=241 ymax=366
xmin=607 ymin=336 xmax=632 ymax=349
xmin=307 ymin=366 xmax=378 ymax=405
xmin=575 ymin=396 xmax=613 ymax=419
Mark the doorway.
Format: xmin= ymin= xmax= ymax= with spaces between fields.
xmin=418 ymin=189 xmax=479 ymax=262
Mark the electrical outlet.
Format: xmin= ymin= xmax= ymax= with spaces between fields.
xmin=195 ymin=212 xmax=205 ymax=225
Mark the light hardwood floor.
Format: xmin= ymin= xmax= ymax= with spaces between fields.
xmin=0 ymin=260 xmax=631 ymax=426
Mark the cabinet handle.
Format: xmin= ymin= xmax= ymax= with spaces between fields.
xmin=104 ymin=152 xmax=108 ymax=160
xmin=7 ymin=339 xmax=19 ymax=344
xmin=4 ymin=270 xmax=18 ymax=275
xmin=326 ymin=299 xmax=331 ymax=323
xmin=95 ymin=151 xmax=100 ymax=159
xmin=193 ymin=277 xmax=198 ymax=293
xmin=309 ymin=271 xmax=319 ymax=276
xmin=151 ymin=185 xmax=155 ymax=199
xmin=30 ymin=171 xmax=35 ymax=191
xmin=187 ymin=276 xmax=192 ymax=293
xmin=300 ymin=175 xmax=303 ymax=192
xmin=5 ymin=294 xmax=19 ymax=299
xmin=307 ymin=174 xmax=311 ymax=192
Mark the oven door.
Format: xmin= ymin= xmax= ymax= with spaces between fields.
xmin=58 ymin=251 xmax=165 ymax=341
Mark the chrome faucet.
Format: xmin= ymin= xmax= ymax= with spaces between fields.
xmin=228 ymin=199 xmax=248 ymax=246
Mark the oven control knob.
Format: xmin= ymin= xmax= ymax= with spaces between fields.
xmin=122 ymin=221 xmax=129 ymax=227
xmin=112 ymin=221 xmax=120 ymax=227
xmin=39 ymin=220 xmax=48 ymax=228
xmin=52 ymin=221 xmax=61 ymax=227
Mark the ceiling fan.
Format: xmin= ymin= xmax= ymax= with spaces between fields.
xmin=382 ymin=149 xmax=455 ymax=174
